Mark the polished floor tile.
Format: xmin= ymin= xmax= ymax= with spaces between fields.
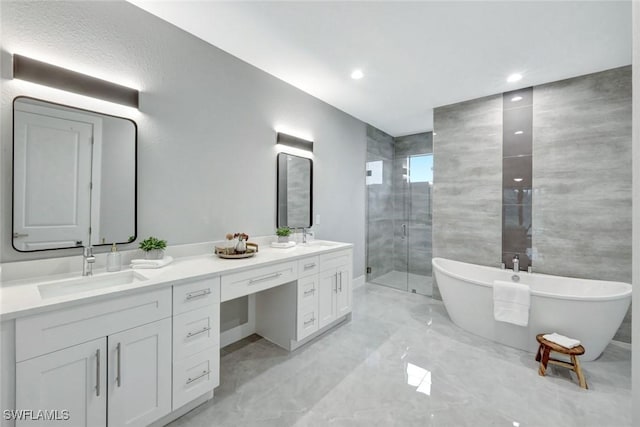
xmin=370 ymin=270 xmax=432 ymax=296
xmin=168 ymin=284 xmax=631 ymax=427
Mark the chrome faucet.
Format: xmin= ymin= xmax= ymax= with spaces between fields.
xmin=83 ymin=246 xmax=96 ymax=276
xmin=512 ymin=254 xmax=520 ymax=273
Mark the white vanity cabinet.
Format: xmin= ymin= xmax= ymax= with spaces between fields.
xmin=15 ymin=338 xmax=107 ymax=427
xmin=318 ymin=251 xmax=352 ymax=329
xmin=171 ymin=278 xmax=220 ymax=410
xmin=107 ymin=319 xmax=172 ymax=427
xmin=15 ymin=289 xmax=173 ymax=427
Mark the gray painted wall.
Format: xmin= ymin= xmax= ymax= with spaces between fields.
xmin=0 ymin=1 xmax=367 ymax=278
xmin=631 ymin=2 xmax=639 ymax=422
xmin=433 ymin=67 xmax=632 ymax=341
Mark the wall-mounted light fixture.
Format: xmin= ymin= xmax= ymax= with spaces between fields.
xmin=13 ymin=54 xmax=139 ymax=108
xmin=276 ymin=132 xmax=314 ymax=153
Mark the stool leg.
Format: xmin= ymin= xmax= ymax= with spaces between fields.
xmin=571 ymin=355 xmax=588 ymax=389
xmin=538 ymin=346 xmax=551 ymax=376
xmin=535 ymin=344 xmax=543 ymax=362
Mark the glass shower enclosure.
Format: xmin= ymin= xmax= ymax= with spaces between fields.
xmin=366 ymin=130 xmax=433 ymax=296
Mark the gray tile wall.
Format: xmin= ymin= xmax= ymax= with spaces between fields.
xmin=366 ymin=125 xmax=395 ymax=280
xmin=532 ymin=66 xmax=632 ymax=342
xmin=432 ymin=95 xmax=504 ymax=292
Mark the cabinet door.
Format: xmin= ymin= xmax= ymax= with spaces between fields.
xmin=336 ymin=265 xmax=352 ymax=317
xmin=318 ymin=269 xmax=337 ymax=329
xmin=16 ymin=338 xmax=106 ymax=427
xmin=108 ymin=318 xmax=171 ymax=427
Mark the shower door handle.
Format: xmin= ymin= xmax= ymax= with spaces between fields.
xmin=402 ymin=224 xmax=407 ymax=238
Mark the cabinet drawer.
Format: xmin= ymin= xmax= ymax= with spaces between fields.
xmin=221 ymin=261 xmax=297 ymax=302
xmin=16 ymin=287 xmax=171 ymax=362
xmin=298 ymin=256 xmax=319 ymax=278
xmin=297 ymin=304 xmax=319 ymax=341
xmin=173 ymin=305 xmax=219 ymax=361
xmin=319 ymin=250 xmax=351 ymax=272
xmin=173 ymin=348 xmax=219 ymax=410
xmin=173 ymin=277 xmax=220 ymax=315
xmin=297 ymin=275 xmax=318 ymax=308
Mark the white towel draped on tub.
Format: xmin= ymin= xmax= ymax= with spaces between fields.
xmin=493 ymin=280 xmax=531 ymax=326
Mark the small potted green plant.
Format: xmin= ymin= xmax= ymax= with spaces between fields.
xmin=276 ymin=227 xmax=292 ymax=243
xmin=139 ymin=236 xmax=167 ymax=260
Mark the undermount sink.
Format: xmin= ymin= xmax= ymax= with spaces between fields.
xmin=38 ymin=270 xmax=148 ymax=299
xmin=302 ymin=240 xmax=340 ymax=247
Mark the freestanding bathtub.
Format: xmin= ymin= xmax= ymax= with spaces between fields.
xmin=432 ymin=257 xmax=632 ymax=361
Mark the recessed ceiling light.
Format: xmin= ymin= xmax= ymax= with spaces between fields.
xmin=513 ymin=178 xmax=523 ymax=182
xmin=514 ymin=130 xmax=524 ymax=135
xmin=511 ymin=96 xmax=523 ymax=102
xmin=351 ymin=69 xmax=364 ymax=80
xmin=507 ymin=73 xmax=522 ymax=83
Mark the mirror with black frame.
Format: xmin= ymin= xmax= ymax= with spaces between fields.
xmin=12 ymin=97 xmax=137 ymax=252
xmin=277 ymin=153 xmax=312 ymax=228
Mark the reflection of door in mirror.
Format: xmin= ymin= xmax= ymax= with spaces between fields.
xmin=13 ymin=106 xmax=95 ymax=251
xmin=12 ymin=97 xmax=137 ymax=252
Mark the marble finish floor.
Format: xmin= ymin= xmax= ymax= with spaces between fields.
xmin=168 ymin=284 xmax=631 ymax=427
xmin=371 ymin=270 xmax=433 ymax=296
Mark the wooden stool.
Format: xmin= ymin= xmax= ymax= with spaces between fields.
xmin=535 ymin=333 xmax=588 ymax=389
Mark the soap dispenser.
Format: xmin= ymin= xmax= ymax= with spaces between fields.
xmin=107 ymin=243 xmax=122 ymax=272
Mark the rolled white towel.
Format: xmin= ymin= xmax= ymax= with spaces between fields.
xmin=543 ymin=332 xmax=581 ymax=349
xmin=271 ymin=241 xmax=296 ymax=249
xmin=131 ymin=256 xmax=173 ymax=269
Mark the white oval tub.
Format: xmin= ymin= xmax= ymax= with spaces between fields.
xmin=432 ymin=257 xmax=631 ymax=361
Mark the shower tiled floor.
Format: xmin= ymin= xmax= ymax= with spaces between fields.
xmin=370 ymin=270 xmax=433 ymax=295
xmin=168 ymin=284 xmax=631 ymax=427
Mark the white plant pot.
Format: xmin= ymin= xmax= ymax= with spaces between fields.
xmin=277 ymin=236 xmax=290 ymax=243
xmin=145 ymin=249 xmax=165 ymax=260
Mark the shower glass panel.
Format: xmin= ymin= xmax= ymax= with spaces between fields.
xmin=366 ymin=128 xmax=433 ymax=296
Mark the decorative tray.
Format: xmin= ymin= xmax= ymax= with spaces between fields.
xmin=214 ymin=242 xmax=259 ymax=259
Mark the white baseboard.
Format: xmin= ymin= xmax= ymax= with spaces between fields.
xmin=353 ymin=275 xmax=365 ymax=289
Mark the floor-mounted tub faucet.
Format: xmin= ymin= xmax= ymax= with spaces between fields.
xmin=83 ymin=246 xmax=96 ymax=276
xmin=512 ymin=254 xmax=520 ymax=273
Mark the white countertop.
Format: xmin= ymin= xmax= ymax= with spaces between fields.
xmin=0 ymin=241 xmax=352 ymax=321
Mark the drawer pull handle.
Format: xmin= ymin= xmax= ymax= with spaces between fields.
xmin=187 ymin=326 xmax=211 ymax=338
xmin=303 ymin=289 xmax=315 ymax=297
xmin=95 ymin=349 xmax=101 ymax=397
xmin=186 ymin=289 xmax=211 ymax=300
xmin=115 ymin=343 xmax=122 ymax=387
xmin=304 ymin=318 xmax=315 ymax=326
xmin=249 ymin=272 xmax=282 ymax=284
xmin=304 ymin=263 xmax=316 ymax=270
xmin=186 ymin=370 xmax=211 ymax=385
xmin=339 ymin=271 xmax=343 ymax=292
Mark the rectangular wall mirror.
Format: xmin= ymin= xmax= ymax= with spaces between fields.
xmin=277 ymin=153 xmax=312 ymax=228
xmin=12 ymin=97 xmax=137 ymax=251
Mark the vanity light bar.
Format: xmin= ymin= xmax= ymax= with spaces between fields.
xmin=276 ymin=132 xmax=314 ymax=152
xmin=13 ymin=54 xmax=139 ymax=108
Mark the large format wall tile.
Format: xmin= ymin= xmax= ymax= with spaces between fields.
xmin=433 ymin=95 xmax=503 ymax=268
xmin=532 ymin=66 xmax=632 ymax=284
